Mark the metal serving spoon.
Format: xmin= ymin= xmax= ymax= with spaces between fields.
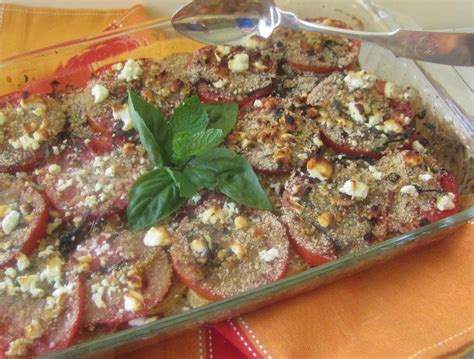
xmin=171 ymin=0 xmax=474 ymax=66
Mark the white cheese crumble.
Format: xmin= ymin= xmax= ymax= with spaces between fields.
xmin=368 ymin=166 xmax=383 ymax=180
xmin=2 ymin=210 xmax=20 ymax=235
xmin=400 ymin=185 xmax=419 ymax=197
xmin=128 ymin=317 xmax=157 ymax=326
xmin=339 ymin=180 xmax=369 ymax=200
xmin=111 ymin=62 xmax=123 ymax=71
xmin=384 ymin=81 xmax=401 ymax=99
xmin=343 ymin=70 xmax=376 ymax=92
xmin=229 ymin=241 xmax=246 ymax=260
xmin=16 ymin=253 xmax=30 ymax=271
xmin=216 ymin=45 xmax=231 ymax=55
xmin=143 ymin=226 xmax=171 ymax=247
xmin=383 ymin=119 xmax=404 ymax=134
xmin=5 ymin=267 xmax=17 ymax=278
xmin=104 ymin=164 xmax=117 ymax=177
xmin=436 ymin=193 xmax=456 ymax=211
xmin=412 ymin=140 xmax=427 ymax=153
xmin=91 ymin=285 xmax=106 ymax=308
xmin=118 ymin=59 xmax=143 ymax=82
xmin=112 ymin=104 xmax=134 ymax=131
xmin=39 ymin=256 xmax=62 ymax=285
xmin=368 ymin=113 xmax=383 ymax=127
xmin=38 ymin=245 xmax=56 ymax=258
xmin=347 ymin=102 xmax=366 ymax=123
xmin=228 ymin=53 xmax=249 ymax=73
xmin=48 ymin=164 xmax=62 ymax=175
xmin=259 ymin=247 xmax=279 ymax=263
xmin=212 ymin=79 xmax=227 ymax=89
xmin=124 ymin=290 xmax=143 ymax=312
xmin=419 ymin=174 xmax=433 ymax=182
xmin=91 ymin=84 xmax=109 ymax=104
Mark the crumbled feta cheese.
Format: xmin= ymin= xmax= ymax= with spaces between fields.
xmin=118 ymin=59 xmax=142 ymax=82
xmin=39 ymin=256 xmax=62 ymax=285
xmin=253 ymin=61 xmax=267 ymax=71
xmin=17 ymin=274 xmax=40 ymax=293
xmin=229 ymin=241 xmax=247 ymax=260
xmin=38 ymin=245 xmax=56 ymax=258
xmin=112 ymin=104 xmax=134 ymax=131
xmin=344 ymin=70 xmax=376 ymax=92
xmin=128 ymin=317 xmax=157 ymax=326
xmin=339 ymin=180 xmax=369 ymax=200
xmin=254 ymin=99 xmax=263 ymax=108
xmin=216 ymin=45 xmax=231 ymax=55
xmin=383 ymin=119 xmax=404 ymax=134
xmin=5 ymin=267 xmax=17 ymax=278
xmin=419 ymin=174 xmax=433 ymax=182
xmin=104 ymin=164 xmax=117 ymax=177
xmin=198 ymin=206 xmax=221 ymax=225
xmin=436 ymin=193 xmax=456 ymax=211
xmin=400 ymin=185 xmax=419 ymax=197
xmin=259 ymin=248 xmax=279 ymax=262
xmin=91 ymin=286 xmax=106 ymax=308
xmin=111 ymin=62 xmax=123 ymax=71
xmin=0 ymin=112 xmax=5 ymax=126
xmin=15 ymin=134 xmax=41 ymax=151
xmin=403 ymin=116 xmax=412 ymax=125
xmin=16 ymin=253 xmax=30 ymax=271
xmin=347 ymin=102 xmax=366 ymax=123
xmin=228 ymin=53 xmax=249 ymax=73
xmin=91 ymin=84 xmax=109 ymax=104
xmin=307 ymin=158 xmax=333 ymax=181
xmin=2 ymin=210 xmax=20 ymax=235
xmin=368 ymin=166 xmax=383 ymax=180
xmin=143 ymin=226 xmax=171 ymax=247
xmin=48 ymin=164 xmax=62 ymax=175
xmin=25 ymin=319 xmax=43 ymax=340
xmin=368 ymin=113 xmax=383 ymax=127
xmin=124 ymin=290 xmax=143 ymax=312
xmin=212 ymin=79 xmax=227 ymax=88
xmin=412 ymin=140 xmax=427 ymax=153
xmin=234 ymin=215 xmax=249 ymax=230
xmin=46 ymin=218 xmax=62 ymax=235
xmin=6 ymin=339 xmax=30 ymax=357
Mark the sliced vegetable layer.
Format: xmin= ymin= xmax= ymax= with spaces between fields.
xmin=170 ymin=196 xmax=289 ymax=300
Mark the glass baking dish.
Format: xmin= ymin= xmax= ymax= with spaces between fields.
xmin=1 ymin=1 xmax=473 ymax=357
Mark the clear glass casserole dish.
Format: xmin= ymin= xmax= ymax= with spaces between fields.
xmin=0 ymin=1 xmax=472 ymax=357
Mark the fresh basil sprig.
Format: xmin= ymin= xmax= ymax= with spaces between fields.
xmin=126 ymin=89 xmax=271 ymax=231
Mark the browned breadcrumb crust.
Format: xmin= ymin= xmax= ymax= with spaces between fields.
xmin=227 ymin=97 xmax=322 ymax=174
xmin=170 ymin=197 xmax=289 ymax=299
xmin=0 ymin=94 xmax=66 ymax=171
xmin=272 ymin=18 xmax=359 ymax=72
xmin=189 ymin=42 xmax=280 ymax=101
xmin=307 ymin=71 xmax=420 ymax=155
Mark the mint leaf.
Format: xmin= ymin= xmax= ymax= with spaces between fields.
xmin=172 ymin=129 xmax=223 ymax=161
xmin=127 ymin=168 xmax=186 ymax=231
xmin=128 ymin=88 xmax=168 ymax=167
xmin=205 ymin=102 xmax=238 ymax=139
xmin=170 ymin=95 xmax=208 ymax=135
xmin=165 ymin=168 xmax=198 ymax=199
xmin=188 ymin=148 xmax=272 ymax=210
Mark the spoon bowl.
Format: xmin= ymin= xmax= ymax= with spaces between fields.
xmin=171 ymin=0 xmax=474 ymax=66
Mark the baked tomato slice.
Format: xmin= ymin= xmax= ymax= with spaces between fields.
xmin=273 ymin=18 xmax=361 ymax=75
xmin=422 ymin=174 xmax=461 ymax=224
xmin=36 ymin=140 xmax=149 ymax=222
xmin=170 ymin=196 xmax=289 ymax=300
xmin=82 ymin=249 xmax=172 ymax=326
xmin=33 ymin=276 xmax=86 ymax=356
xmin=226 ymin=97 xmax=322 ymax=175
xmin=0 ymin=174 xmax=48 ymax=269
xmin=308 ymin=71 xmax=419 ymax=158
xmin=0 ymin=93 xmax=66 ymax=174
xmin=198 ymin=81 xmax=274 ymax=108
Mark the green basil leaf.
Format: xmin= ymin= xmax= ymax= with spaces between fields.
xmin=188 ymin=148 xmax=272 ymax=210
xmin=127 ymin=88 xmax=168 ymax=167
xmin=127 ymin=168 xmax=185 ymax=231
xmin=170 ymin=95 xmax=208 ymax=135
xmin=172 ymin=129 xmax=223 ymax=161
xmin=165 ymin=168 xmax=198 ymax=199
xmin=205 ymin=102 xmax=238 ymax=139
xmin=183 ymin=167 xmax=218 ymax=189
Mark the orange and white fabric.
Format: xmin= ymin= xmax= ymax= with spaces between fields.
xmin=1 ymin=4 xmax=473 ymax=358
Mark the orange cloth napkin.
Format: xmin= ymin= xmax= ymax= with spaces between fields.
xmin=1 ymin=4 xmax=472 ymax=358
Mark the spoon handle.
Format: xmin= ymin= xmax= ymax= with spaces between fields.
xmin=279 ymin=11 xmax=474 ymax=67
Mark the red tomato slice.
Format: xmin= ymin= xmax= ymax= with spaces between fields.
xmin=422 ymin=174 xmax=461 ymax=224
xmin=82 ymin=250 xmax=172 ymax=326
xmin=320 ymin=130 xmax=383 ymax=159
xmin=33 ymin=276 xmax=85 ymax=356
xmin=285 ymin=224 xmax=334 ymax=267
xmin=198 ymin=81 xmax=274 ymax=108
xmin=170 ymin=197 xmax=290 ymax=300
xmin=0 ymin=175 xmax=48 ymax=269
xmin=284 ymin=18 xmax=361 ymax=75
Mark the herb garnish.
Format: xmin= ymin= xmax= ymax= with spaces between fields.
xmin=126 ymin=89 xmax=271 ymax=231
